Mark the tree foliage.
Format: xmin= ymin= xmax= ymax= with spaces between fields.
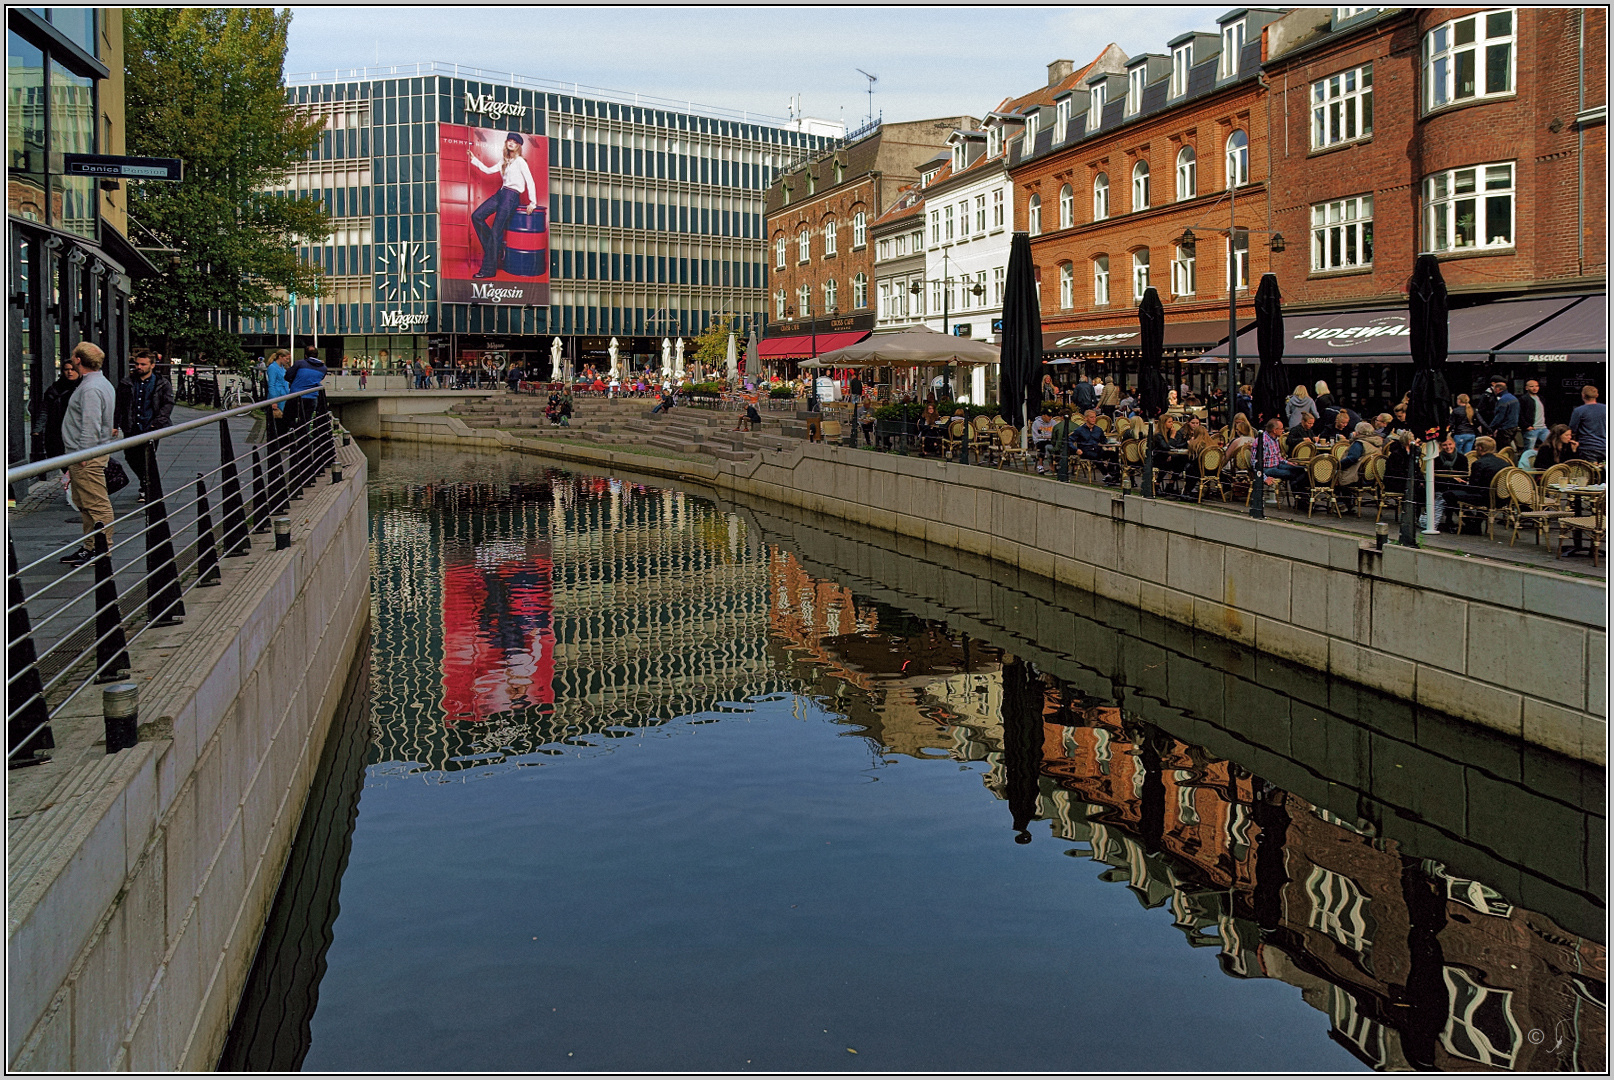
xmin=124 ymin=8 xmax=329 ymax=364
xmin=690 ymin=316 xmax=736 ymax=375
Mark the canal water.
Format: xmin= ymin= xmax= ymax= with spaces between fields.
xmin=222 ymin=442 xmax=1605 ymax=1073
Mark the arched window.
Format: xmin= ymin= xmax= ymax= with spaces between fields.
xmin=1028 ymin=193 xmax=1042 ymax=236
xmin=1093 ymin=173 xmax=1110 ymax=220
xmin=1093 ymin=255 xmax=1110 ymax=306
xmin=775 ymin=235 xmax=786 ymax=269
xmin=1132 ymin=160 xmax=1150 ymax=211
xmin=1059 ymin=184 xmax=1074 ymax=229
xmin=852 ymin=210 xmax=867 ymax=247
xmin=1132 ymin=249 xmax=1150 ymax=300
xmin=824 ymin=278 xmax=838 ymax=313
xmin=853 ymin=272 xmax=868 ymax=309
xmin=1059 ymin=263 xmax=1074 ymax=308
xmin=823 ymin=218 xmax=837 ymax=256
xmin=797 ymin=228 xmax=810 ymax=262
xmin=1176 ymin=146 xmax=1196 ymax=201
xmin=1171 ymin=243 xmax=1196 ymax=296
xmin=1226 ymin=129 xmax=1249 ymax=187
xmin=797 ymin=283 xmax=811 ymax=313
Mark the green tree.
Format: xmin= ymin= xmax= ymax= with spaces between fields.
xmin=690 ymin=316 xmax=735 ymax=376
xmin=124 ymin=8 xmax=330 ymax=365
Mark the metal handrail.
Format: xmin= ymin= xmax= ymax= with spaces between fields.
xmin=7 ymin=388 xmax=314 ymax=487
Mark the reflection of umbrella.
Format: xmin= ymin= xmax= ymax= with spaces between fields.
xmin=999 ymin=657 xmax=1044 ymax=843
xmin=551 ymin=337 xmax=565 ymax=381
xmin=1251 ymin=274 xmax=1288 ymax=425
xmin=1406 ymin=253 xmax=1452 ymax=542
xmin=726 ymin=332 xmax=738 ymax=382
xmin=1136 ymin=288 xmax=1169 ymax=419
xmin=998 ymin=231 xmax=1042 ymax=434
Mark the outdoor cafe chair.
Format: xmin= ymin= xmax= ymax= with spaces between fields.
xmin=1563 ymin=460 xmax=1597 ymax=487
xmin=1454 ymin=466 xmax=1515 ymax=539
xmin=1505 ymin=467 xmax=1571 ymax=547
xmin=1305 ymin=455 xmax=1343 ymax=519
xmin=943 ymin=417 xmax=969 ymax=459
xmin=1496 ymin=446 xmax=1519 ymax=465
xmin=1330 ymin=440 xmax=1353 ymax=461
xmin=1096 ymin=415 xmax=1113 ymax=434
xmin=996 ymin=426 xmax=1030 ymax=470
xmin=1553 ymin=489 xmax=1605 ymax=566
xmin=1194 ymin=446 xmax=1227 ymax=504
xmin=1119 ymin=438 xmax=1145 ymax=489
xmin=1292 ymin=441 xmax=1316 ymax=464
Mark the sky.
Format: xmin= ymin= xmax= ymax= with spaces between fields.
xmin=285 ymin=5 xmax=1226 ymax=126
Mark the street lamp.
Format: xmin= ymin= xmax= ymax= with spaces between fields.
xmin=784 ymin=301 xmax=818 ymax=410
xmin=909 ymin=245 xmax=985 ymax=402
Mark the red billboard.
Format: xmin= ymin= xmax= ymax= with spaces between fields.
xmin=438 ymin=123 xmax=550 ymax=306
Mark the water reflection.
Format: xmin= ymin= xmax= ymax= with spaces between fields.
xmin=231 ymin=446 xmax=1602 ymax=1072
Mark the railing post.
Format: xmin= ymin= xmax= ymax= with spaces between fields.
xmin=141 ymin=445 xmax=186 ymax=626
xmin=216 ymin=418 xmax=250 ymax=556
xmin=92 ymin=526 xmax=132 ymax=682
xmin=193 ymin=473 xmax=221 ymax=586
xmin=249 ymin=445 xmax=270 ymax=533
xmin=7 ymin=540 xmax=55 ymax=767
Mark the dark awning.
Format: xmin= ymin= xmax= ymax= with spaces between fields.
xmin=1447 ymin=296 xmax=1586 ymax=361
xmin=1043 ymin=319 xmax=1240 ymax=358
xmin=1489 ymin=295 xmax=1606 ymax=364
xmin=1199 ymin=307 xmax=1413 ymax=364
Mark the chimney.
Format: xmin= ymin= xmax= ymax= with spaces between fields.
xmin=1047 ymin=59 xmax=1074 ymax=86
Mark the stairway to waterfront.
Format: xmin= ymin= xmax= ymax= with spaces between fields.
xmin=445 ymin=394 xmax=812 ymax=462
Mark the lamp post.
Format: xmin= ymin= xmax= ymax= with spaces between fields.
xmin=785 ymin=302 xmax=819 ymax=411
xmin=909 ymin=245 xmax=985 ymax=403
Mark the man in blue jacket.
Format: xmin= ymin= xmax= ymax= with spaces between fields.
xmin=286 ymin=347 xmax=327 ymax=427
xmin=1484 ymin=376 xmax=1520 ymax=447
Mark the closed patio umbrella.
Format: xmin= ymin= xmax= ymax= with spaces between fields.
xmin=1250 ymin=273 xmax=1285 ymax=518
xmin=1137 ymin=287 xmax=1169 ymax=497
xmin=998 ymin=232 xmax=1042 ymax=439
xmin=1406 ymin=253 xmax=1452 ymax=542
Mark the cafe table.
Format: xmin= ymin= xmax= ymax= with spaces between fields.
xmin=1549 ymin=482 xmax=1606 ymax=557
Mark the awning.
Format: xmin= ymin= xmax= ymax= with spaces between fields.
xmin=1199 ymin=307 xmax=1413 ymax=364
xmin=1489 ymin=294 xmax=1606 ymax=363
xmin=1044 ymin=319 xmax=1243 ymax=358
xmin=758 ymin=331 xmax=869 ymax=360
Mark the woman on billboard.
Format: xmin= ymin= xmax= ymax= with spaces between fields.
xmin=468 ymin=133 xmax=539 ymax=279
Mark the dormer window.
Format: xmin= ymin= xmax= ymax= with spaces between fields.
xmin=986 ymin=126 xmax=1001 ymax=157
xmin=1336 ymin=6 xmax=1371 ymax=21
xmin=834 ymin=159 xmax=845 ymax=184
xmin=952 ymin=143 xmax=965 ymax=170
xmin=807 ymin=171 xmax=817 ymax=195
xmin=1054 ymin=99 xmax=1070 ymax=140
xmin=1023 ymin=112 xmax=1039 ymax=154
xmin=1221 ymin=20 xmax=1245 ymax=78
xmin=1127 ymin=68 xmax=1145 ymax=115
xmin=1088 ymin=82 xmax=1106 ymax=130
xmin=1171 ymin=43 xmax=1192 ymax=97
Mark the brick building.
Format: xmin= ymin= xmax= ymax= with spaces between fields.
xmin=1007 ymin=10 xmax=1285 ymax=396
xmin=761 ymin=116 xmax=976 ymax=373
xmin=1257 ymin=6 xmax=1607 ymax=414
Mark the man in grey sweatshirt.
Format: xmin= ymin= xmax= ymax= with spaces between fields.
xmin=59 ymin=342 xmax=120 ymax=565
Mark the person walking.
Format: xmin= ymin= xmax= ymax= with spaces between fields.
xmin=59 ymin=343 xmax=118 ymax=566
xmin=114 ymin=349 xmax=175 ymax=503
xmin=35 ymin=356 xmax=81 ymax=460
xmin=468 ymin=133 xmax=539 ymax=280
xmin=1483 ymin=375 xmax=1521 ymax=447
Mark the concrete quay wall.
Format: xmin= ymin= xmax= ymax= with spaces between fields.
xmin=7 ymin=443 xmax=371 ymax=1071
xmin=374 ymin=413 xmax=1606 ymax=764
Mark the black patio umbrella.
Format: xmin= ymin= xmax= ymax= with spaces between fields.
xmin=1251 ymin=273 xmax=1289 ymax=426
xmin=1136 ymin=287 xmax=1170 ymax=420
xmin=1403 ymin=254 xmax=1452 ymax=544
xmin=998 ymin=231 xmax=1043 ymax=432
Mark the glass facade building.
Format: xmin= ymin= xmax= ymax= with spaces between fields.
xmin=243 ymin=63 xmax=838 ymax=373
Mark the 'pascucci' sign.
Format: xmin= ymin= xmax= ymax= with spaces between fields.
xmin=465 ymin=92 xmax=526 ymax=121
xmin=379 ymin=310 xmax=429 ymax=329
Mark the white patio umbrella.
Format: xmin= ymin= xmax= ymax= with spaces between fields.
xmin=661 ymin=337 xmax=672 ymax=378
xmin=607 ymin=336 xmax=620 ymax=379
xmin=550 ymin=337 xmax=564 ymax=381
xmin=674 ymin=337 xmax=685 ymax=378
xmin=726 ymin=332 xmax=738 ymax=382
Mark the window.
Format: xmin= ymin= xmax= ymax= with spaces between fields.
xmin=1227 ymin=231 xmax=1250 ymax=291
xmin=1088 ymin=81 xmax=1106 ymax=130
xmin=877 ymin=238 xmax=891 ymax=262
xmin=1059 ymin=263 xmax=1074 ymax=308
xmin=1221 ymin=20 xmax=1246 ymax=77
xmin=1306 ymin=867 xmax=1374 ymax=956
xmin=911 ymin=229 xmax=923 ymax=251
xmin=931 ymin=281 xmax=943 ymax=311
xmin=834 ymin=159 xmax=845 ymax=184
xmin=1424 ymin=10 xmax=1514 ymax=112
xmin=975 ymin=194 xmax=986 ymax=233
xmin=823 ymin=278 xmax=838 ymax=314
xmin=1176 ymin=146 xmax=1196 ymax=200
xmin=775 ymin=290 xmax=786 ymax=319
xmin=798 ymin=228 xmax=810 ymax=262
xmin=1028 ymin=193 xmax=1041 ymax=235
xmin=775 ymin=234 xmax=786 ymax=268
xmin=797 ymin=283 xmax=811 ymax=313
xmin=930 ymin=209 xmax=941 ymax=244
xmin=853 ymin=210 xmax=866 ymax=247
xmin=879 ymin=281 xmax=892 ymax=319
xmin=853 ymin=272 xmax=867 ymax=309
xmin=1171 ymin=42 xmax=1193 ymax=98
xmin=1023 ymin=112 xmax=1040 ymax=155
xmin=1093 ymin=173 xmax=1110 ymax=219
xmin=823 ymin=218 xmax=837 ymax=256
xmin=911 ymin=278 xmax=925 ymax=316
xmin=1336 ymin=6 xmax=1372 ymax=20
xmin=993 ymin=265 xmax=1005 ymax=305
xmin=944 ymin=203 xmax=954 ymax=240
xmin=1059 ymin=184 xmax=1074 ymax=229
xmin=1132 ymin=160 xmax=1151 ymax=211
xmin=1423 ymin=162 xmax=1513 ymax=251
xmin=1172 ymin=244 xmax=1196 ymax=295
xmin=952 ymin=143 xmax=965 ymax=170
xmin=986 ymin=126 xmax=1001 ymax=157
xmin=1312 ymin=195 xmax=1374 ymax=270
xmin=1442 ymin=968 xmax=1522 ymax=1069
xmin=1313 ymin=64 xmax=1374 ymax=149
xmin=992 ymin=188 xmax=1004 ymax=227
xmin=807 ymin=171 xmax=816 ymax=195
xmin=1127 ymin=67 xmax=1146 ymax=115
xmin=1226 ymin=129 xmax=1249 ymax=187
xmin=1055 ymin=98 xmax=1070 ymax=140
xmin=1132 ymin=249 xmax=1150 ymax=300
xmin=957 ymin=200 xmax=968 ymax=237
xmin=1093 ymin=256 xmax=1110 ymax=305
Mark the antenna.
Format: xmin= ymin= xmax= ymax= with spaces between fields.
xmin=855 ymin=69 xmax=878 ymax=127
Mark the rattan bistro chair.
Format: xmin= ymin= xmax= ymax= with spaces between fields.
xmin=1553 ymin=489 xmax=1605 ymax=566
xmin=1120 ymin=437 xmax=1145 ymax=488
xmin=1292 ymin=440 xmax=1316 ymax=464
xmin=1504 ymin=467 xmax=1571 ymax=546
xmin=1194 ymin=446 xmax=1227 ymax=504
xmin=943 ymin=417 xmax=969 ymax=458
xmin=996 ymin=425 xmax=1030 ymax=470
xmin=1306 ymin=454 xmax=1343 ymax=518
xmin=1454 ymin=466 xmax=1514 ymax=539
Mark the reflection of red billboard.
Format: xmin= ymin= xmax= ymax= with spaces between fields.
xmin=438 ymin=123 xmax=549 ymax=306
xmin=441 ymin=544 xmax=556 ymax=725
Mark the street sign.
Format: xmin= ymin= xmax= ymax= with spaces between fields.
xmin=62 ymin=154 xmax=183 ymax=182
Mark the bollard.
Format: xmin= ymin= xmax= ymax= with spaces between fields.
xmin=274 ymin=516 xmax=292 ymax=550
xmin=103 ymin=682 xmax=139 ymax=753
xmin=331 ymin=464 xmax=343 ymax=483
xmin=1375 ymin=521 xmax=1389 ymax=550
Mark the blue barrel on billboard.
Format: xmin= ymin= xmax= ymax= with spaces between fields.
xmin=504 ymin=207 xmax=547 ymax=278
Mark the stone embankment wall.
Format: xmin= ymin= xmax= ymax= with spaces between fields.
xmin=7 ymin=443 xmax=371 ymax=1071
xmin=374 ymin=414 xmax=1606 ymax=764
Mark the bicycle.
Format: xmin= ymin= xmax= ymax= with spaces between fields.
xmin=220 ymin=380 xmax=255 ymax=409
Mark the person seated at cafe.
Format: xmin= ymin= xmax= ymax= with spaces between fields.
xmin=1149 ymin=415 xmax=1188 ymax=493
xmin=1260 ymin=418 xmax=1309 ymax=493
xmin=1071 ymin=409 xmax=1115 ymax=482
xmin=1433 ymin=434 xmax=1469 ymax=476
xmin=1325 ymin=405 xmax=1362 ymax=442
xmin=1387 ymin=403 xmax=1413 ymax=435
xmin=1451 ymin=437 xmax=1508 ymax=524
xmin=1531 ymin=423 xmax=1577 ymax=470
xmin=1333 ymin=422 xmax=1383 ymax=510
xmin=1030 ymin=410 xmax=1055 ymax=471
xmin=1226 ymin=414 xmax=1256 ymax=458
xmin=918 ymin=401 xmax=943 ymax=455
xmin=1288 ymin=410 xmax=1318 ymax=445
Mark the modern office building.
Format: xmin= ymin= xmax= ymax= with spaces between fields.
xmin=242 ymin=62 xmax=841 ymax=375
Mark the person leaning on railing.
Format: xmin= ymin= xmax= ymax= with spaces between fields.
xmin=58 ymin=343 xmax=118 ymax=567
xmin=264 ymin=349 xmax=292 ymax=441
